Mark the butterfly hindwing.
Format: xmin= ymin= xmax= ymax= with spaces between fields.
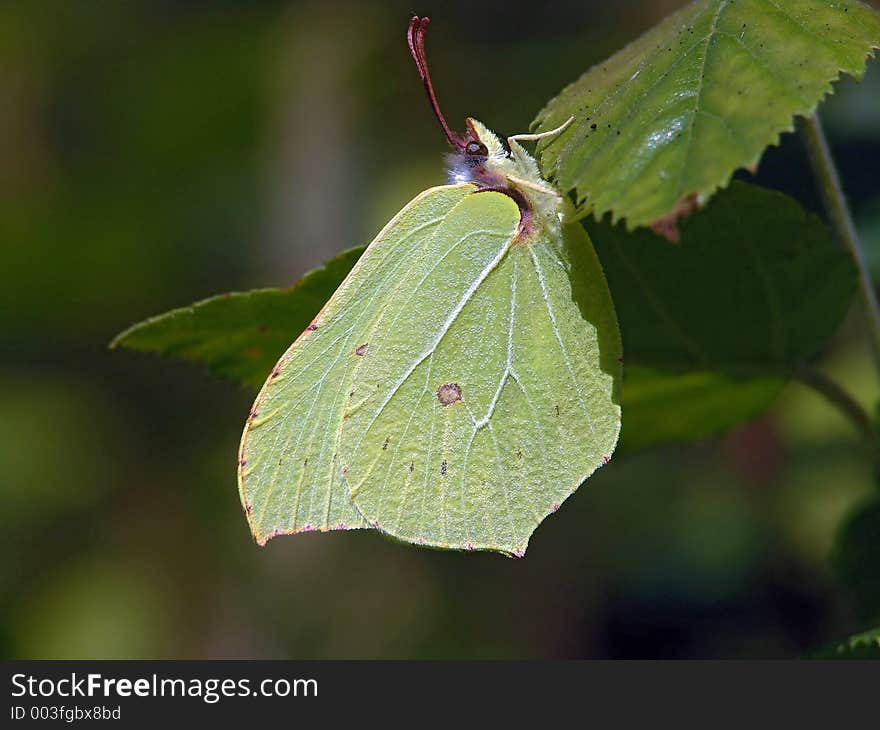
xmin=340 ymin=192 xmax=621 ymax=556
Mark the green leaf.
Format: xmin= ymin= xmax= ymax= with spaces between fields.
xmin=240 ymin=186 xmax=621 ymax=556
xmin=831 ymin=497 xmax=880 ymax=622
xmin=620 ymin=367 xmax=784 ymax=451
xmin=111 ymin=246 xmax=365 ymax=391
xmin=811 ymin=626 xmax=880 ymax=659
xmin=592 ymin=181 xmax=856 ymax=449
xmin=534 ymin=0 xmax=880 ymax=229
xmin=590 ymin=182 xmax=856 ymax=373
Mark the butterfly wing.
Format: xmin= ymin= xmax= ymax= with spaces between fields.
xmin=238 ymin=184 xmax=475 ymax=544
xmin=341 ymin=191 xmax=622 ymax=556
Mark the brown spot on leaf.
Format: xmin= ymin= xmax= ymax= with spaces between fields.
xmin=307 ymin=323 xmax=318 ymax=331
xmin=355 ymin=343 xmax=369 ymax=356
xmin=440 ymin=459 xmax=448 ymax=476
xmin=382 ymin=436 xmax=389 ymax=451
xmin=270 ymin=365 xmax=281 ymax=378
xmin=649 ymin=192 xmax=700 ymax=243
xmin=437 ymin=382 xmax=462 ymax=406
xmin=602 ymin=455 xmax=610 ymax=465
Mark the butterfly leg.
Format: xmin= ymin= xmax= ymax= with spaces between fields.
xmin=506 ymin=174 xmax=558 ymax=198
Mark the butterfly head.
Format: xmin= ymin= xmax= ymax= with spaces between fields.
xmin=445 ymin=117 xmax=510 ymax=186
xmin=408 ymin=16 xmax=562 ymax=232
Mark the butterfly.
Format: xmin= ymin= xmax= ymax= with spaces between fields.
xmin=237 ymin=16 xmax=621 ymax=557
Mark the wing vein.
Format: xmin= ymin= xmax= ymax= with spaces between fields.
xmin=349 ymin=228 xmax=515 ymax=463
xmin=528 ymin=245 xmax=595 ymax=436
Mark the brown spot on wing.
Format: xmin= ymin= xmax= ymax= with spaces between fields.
xmin=437 ymin=382 xmax=462 ymax=406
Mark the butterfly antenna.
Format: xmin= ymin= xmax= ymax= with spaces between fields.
xmin=408 ymin=16 xmax=465 ymax=150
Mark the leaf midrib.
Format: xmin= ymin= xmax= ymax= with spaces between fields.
xmin=675 ymin=0 xmax=728 ymax=203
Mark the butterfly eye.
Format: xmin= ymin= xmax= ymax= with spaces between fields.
xmin=465 ymin=141 xmax=488 ymax=156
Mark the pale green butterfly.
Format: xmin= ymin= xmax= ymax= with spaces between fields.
xmin=238 ymin=16 xmax=621 ymax=557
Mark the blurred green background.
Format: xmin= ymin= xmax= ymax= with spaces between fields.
xmin=3 ymin=0 xmax=880 ymax=659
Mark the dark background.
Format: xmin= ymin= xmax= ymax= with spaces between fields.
xmin=2 ymin=0 xmax=880 ymax=658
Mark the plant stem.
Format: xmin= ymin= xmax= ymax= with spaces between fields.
xmin=800 ymin=114 xmax=880 ymax=368
xmin=795 ymin=364 xmax=877 ymax=452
